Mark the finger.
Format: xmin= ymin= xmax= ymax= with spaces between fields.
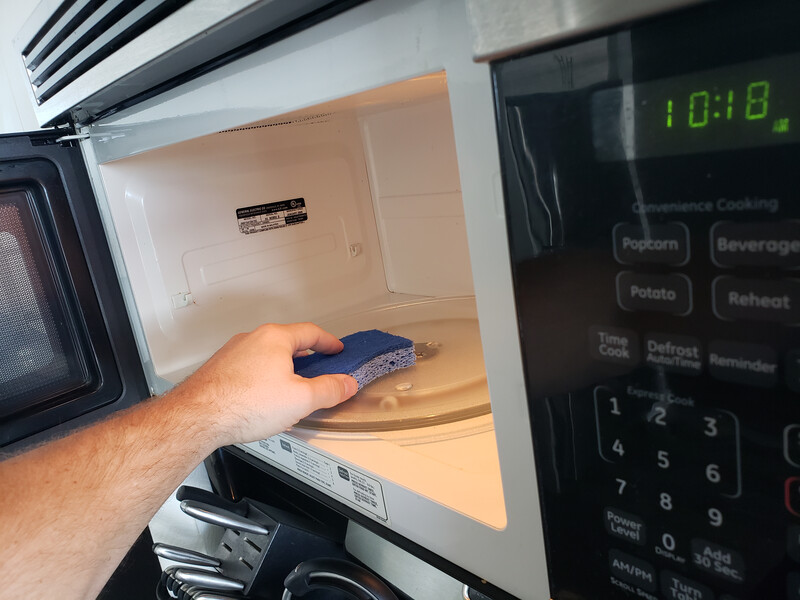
xmin=284 ymin=322 xmax=344 ymax=356
xmin=302 ymin=374 xmax=358 ymax=409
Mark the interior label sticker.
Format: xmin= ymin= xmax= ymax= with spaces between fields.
xmin=242 ymin=435 xmax=389 ymax=523
xmin=236 ymin=198 xmax=307 ymax=234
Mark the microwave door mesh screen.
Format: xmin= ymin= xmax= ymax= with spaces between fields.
xmin=0 ymin=200 xmax=75 ymax=405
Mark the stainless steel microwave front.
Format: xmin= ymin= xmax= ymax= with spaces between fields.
xmin=69 ymin=0 xmax=550 ymax=598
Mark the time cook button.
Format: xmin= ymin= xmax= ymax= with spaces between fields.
xmin=617 ymin=272 xmax=692 ymax=315
xmin=712 ymin=276 xmax=800 ymax=324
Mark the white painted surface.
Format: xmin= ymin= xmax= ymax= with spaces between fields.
xmin=0 ymin=1 xmax=38 ymax=133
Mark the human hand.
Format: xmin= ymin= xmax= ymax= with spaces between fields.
xmin=174 ymin=322 xmax=358 ymax=446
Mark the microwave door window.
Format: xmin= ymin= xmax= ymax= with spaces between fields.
xmin=0 ymin=192 xmax=91 ymax=417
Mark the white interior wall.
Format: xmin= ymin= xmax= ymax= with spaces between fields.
xmin=97 ymin=77 xmax=476 ymax=384
xmin=360 ymin=93 xmax=475 ymax=297
xmin=0 ymin=1 xmax=38 ymax=133
xmin=100 ymin=111 xmax=392 ymax=382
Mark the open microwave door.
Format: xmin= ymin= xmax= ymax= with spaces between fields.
xmin=0 ymin=131 xmax=149 ymax=453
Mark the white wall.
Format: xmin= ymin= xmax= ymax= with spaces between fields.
xmin=0 ymin=1 xmax=39 ymax=133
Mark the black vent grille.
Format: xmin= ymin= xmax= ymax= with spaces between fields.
xmin=21 ymin=0 xmax=191 ymax=105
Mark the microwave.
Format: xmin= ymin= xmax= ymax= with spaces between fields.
xmin=3 ymin=0 xmax=799 ymax=599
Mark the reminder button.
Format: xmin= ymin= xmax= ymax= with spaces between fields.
xmin=712 ymin=221 xmax=800 ymax=268
xmin=713 ymin=276 xmax=800 ymax=324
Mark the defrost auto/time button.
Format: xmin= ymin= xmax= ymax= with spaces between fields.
xmin=617 ymin=272 xmax=693 ymax=315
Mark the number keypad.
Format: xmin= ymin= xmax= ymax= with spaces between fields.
xmin=595 ymin=387 xmax=741 ymax=499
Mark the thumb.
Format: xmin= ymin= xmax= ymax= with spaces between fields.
xmin=303 ymin=374 xmax=359 ymax=409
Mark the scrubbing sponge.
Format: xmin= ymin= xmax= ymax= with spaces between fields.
xmin=294 ymin=329 xmax=416 ymax=390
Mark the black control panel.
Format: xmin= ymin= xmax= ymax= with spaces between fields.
xmin=493 ymin=2 xmax=800 ymax=599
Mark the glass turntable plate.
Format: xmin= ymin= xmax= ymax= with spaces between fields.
xmin=296 ymin=297 xmax=490 ymax=431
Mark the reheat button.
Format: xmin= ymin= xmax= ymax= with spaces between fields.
xmin=712 ymin=276 xmax=800 ymax=324
xmin=613 ymin=223 xmax=690 ymax=265
xmin=617 ymin=272 xmax=692 ymax=315
xmin=711 ymin=221 xmax=800 ymax=268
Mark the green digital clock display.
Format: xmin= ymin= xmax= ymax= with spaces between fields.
xmin=592 ymin=53 xmax=800 ymax=161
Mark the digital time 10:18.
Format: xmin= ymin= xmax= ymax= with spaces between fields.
xmin=666 ymin=81 xmax=770 ymax=128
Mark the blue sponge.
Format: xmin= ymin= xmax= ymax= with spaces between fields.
xmin=294 ymin=329 xmax=416 ymax=390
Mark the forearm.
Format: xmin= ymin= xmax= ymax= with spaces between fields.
xmin=0 ymin=384 xmax=220 ymax=600
xmin=0 ymin=322 xmax=356 ymax=600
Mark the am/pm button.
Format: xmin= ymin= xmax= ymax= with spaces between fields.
xmin=712 ymin=276 xmax=800 ymax=324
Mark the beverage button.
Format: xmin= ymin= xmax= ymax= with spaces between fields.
xmin=786 ymin=477 xmax=800 ymax=517
xmin=609 ymin=549 xmax=657 ymax=592
xmin=788 ymin=526 xmax=800 ymax=562
xmin=712 ymin=276 xmax=800 ymax=324
xmin=786 ymin=425 xmax=800 ymax=467
xmin=644 ymin=332 xmax=702 ymax=375
xmin=604 ymin=507 xmax=646 ymax=546
xmin=708 ymin=340 xmax=778 ymax=388
xmin=617 ymin=272 xmax=692 ymax=315
xmin=613 ymin=222 xmax=690 ymax=265
xmin=661 ymin=570 xmax=713 ymax=600
xmin=788 ymin=349 xmax=800 ymax=393
xmin=690 ymin=538 xmax=745 ymax=583
xmin=711 ymin=221 xmax=800 ymax=268
xmin=589 ymin=325 xmax=640 ymax=367
xmin=789 ymin=572 xmax=800 ymax=600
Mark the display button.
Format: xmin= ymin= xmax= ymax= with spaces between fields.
xmin=617 ymin=272 xmax=692 ymax=315
xmin=690 ymin=538 xmax=745 ymax=583
xmin=787 ymin=349 xmax=800 ymax=393
xmin=609 ymin=549 xmax=657 ymax=592
xmin=661 ymin=570 xmax=713 ymax=600
xmin=604 ymin=507 xmax=646 ymax=546
xmin=786 ymin=477 xmax=800 ymax=517
xmin=789 ymin=572 xmax=800 ymax=600
xmin=788 ymin=526 xmax=800 ymax=562
xmin=785 ymin=425 xmax=800 ymax=467
xmin=613 ymin=223 xmax=690 ymax=265
xmin=712 ymin=276 xmax=800 ymax=324
xmin=589 ymin=326 xmax=640 ymax=366
xmin=644 ymin=332 xmax=702 ymax=375
xmin=708 ymin=340 xmax=778 ymax=388
xmin=711 ymin=221 xmax=800 ymax=268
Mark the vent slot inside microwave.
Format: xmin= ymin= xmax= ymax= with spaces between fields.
xmin=21 ymin=0 xmax=191 ymax=105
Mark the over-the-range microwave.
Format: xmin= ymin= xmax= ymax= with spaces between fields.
xmin=3 ymin=0 xmax=800 ymax=598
